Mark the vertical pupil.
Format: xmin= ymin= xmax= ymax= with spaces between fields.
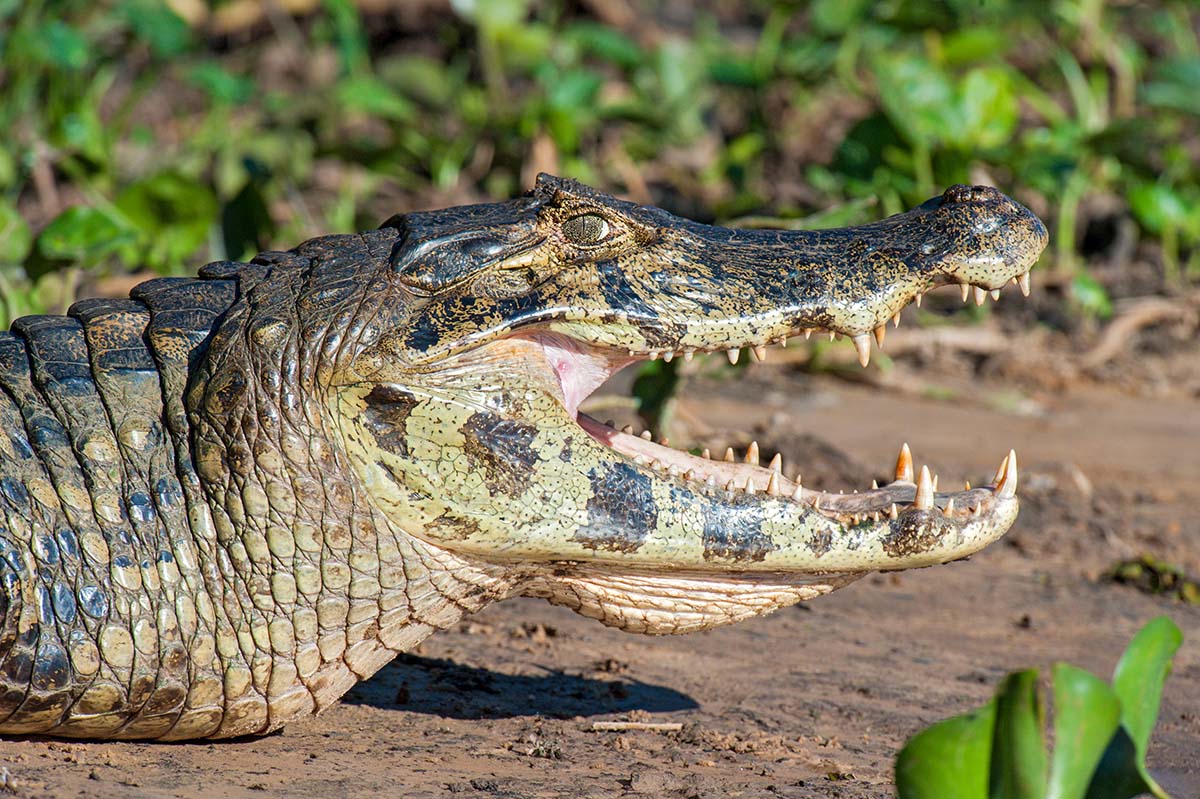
xmin=567 ymin=215 xmax=607 ymax=243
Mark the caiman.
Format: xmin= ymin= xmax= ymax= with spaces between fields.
xmin=0 ymin=175 xmax=1047 ymax=740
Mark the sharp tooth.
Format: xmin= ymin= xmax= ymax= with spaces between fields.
xmin=791 ymin=484 xmax=803 ymax=501
xmin=621 ymin=425 xmax=634 ymax=434
xmin=662 ymin=351 xmax=674 ymax=363
xmin=829 ymin=331 xmax=837 ymax=342
xmin=743 ymin=476 xmax=756 ymax=494
xmin=914 ymin=465 xmax=934 ymax=510
xmin=973 ymin=286 xmax=987 ymax=306
xmin=993 ymin=453 xmax=1009 ymax=484
xmin=870 ymin=479 xmax=878 ymax=489
xmin=996 ymin=449 xmax=1018 ymax=498
xmin=633 ymin=455 xmax=650 ymax=465
xmin=932 ymin=474 xmax=939 ymax=492
xmin=888 ymin=503 xmax=899 ymax=519
xmin=667 ymin=464 xmax=679 ymax=476
xmin=812 ymin=496 xmax=821 ymax=511
xmin=852 ymin=333 xmax=871 ymax=367
xmin=766 ymin=471 xmax=781 ymax=496
xmin=990 ymin=288 xmax=1001 ymax=301
xmin=767 ymin=453 xmax=782 ymax=473
xmin=873 ymin=325 xmax=887 ymax=347
xmin=726 ymin=348 xmax=740 ymax=365
xmin=650 ymin=351 xmax=660 ymax=360
xmin=659 ymin=436 xmax=669 ymax=446
xmin=1017 ymin=272 xmax=1031 ymax=297
xmin=725 ymin=480 xmax=737 ymax=492
xmin=723 ymin=447 xmax=736 ymax=462
xmin=973 ymin=503 xmax=982 ymax=517
xmin=943 ymin=498 xmax=955 ymax=516
xmin=706 ymin=475 xmax=717 ymax=488
xmin=964 ymin=480 xmax=971 ymax=491
xmin=804 ymin=329 xmax=813 ymax=340
xmin=792 ymin=471 xmax=802 ymax=484
xmin=960 ymin=284 xmax=971 ymax=302
xmin=684 ymin=349 xmax=695 ymax=362
xmin=745 ymin=441 xmax=760 ymax=465
xmin=751 ymin=345 xmax=767 ymax=362
xmin=895 ymin=443 xmax=914 ymax=482
xmin=779 ymin=335 xmax=788 ymax=347
xmin=640 ymin=430 xmax=652 ymax=440
xmin=915 ymin=292 xmax=923 ymax=308
xmin=684 ymin=468 xmax=695 ymax=480
xmin=892 ymin=312 xmax=901 ymax=328
xmin=701 ymin=448 xmax=711 ymax=460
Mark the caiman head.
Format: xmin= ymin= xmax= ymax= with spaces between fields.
xmin=326 ymin=174 xmax=1047 ymax=634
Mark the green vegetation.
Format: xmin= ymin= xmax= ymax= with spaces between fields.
xmin=1107 ymin=556 xmax=1200 ymax=605
xmin=895 ymin=616 xmax=1183 ymax=799
xmin=1 ymin=0 xmax=1198 ymax=326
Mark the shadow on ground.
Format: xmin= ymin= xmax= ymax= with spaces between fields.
xmin=342 ymin=653 xmax=698 ymax=719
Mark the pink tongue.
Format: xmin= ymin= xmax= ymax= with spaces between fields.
xmin=533 ymin=333 xmax=638 ymax=417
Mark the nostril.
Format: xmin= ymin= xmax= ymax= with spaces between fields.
xmin=942 ymin=184 xmax=1004 ymax=205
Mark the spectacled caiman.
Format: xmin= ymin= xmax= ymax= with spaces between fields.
xmin=0 ymin=175 xmax=1047 ymax=740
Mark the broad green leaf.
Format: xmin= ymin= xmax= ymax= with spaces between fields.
xmin=187 ymin=63 xmax=255 ymax=105
xmin=872 ymin=53 xmax=957 ymax=148
xmin=115 ymin=173 xmax=218 ymax=272
xmin=811 ymin=0 xmax=873 ymax=35
xmin=36 ymin=206 xmax=136 ymax=265
xmin=1110 ymin=617 xmax=1183 ymax=798
xmin=958 ymin=67 xmax=1018 ymax=149
xmin=0 ymin=203 xmax=32 ymax=264
xmin=1048 ymin=664 xmax=1121 ymax=799
xmin=335 ymin=75 xmax=415 ymax=122
xmin=38 ymin=21 xmax=89 ymax=69
xmin=990 ymin=669 xmax=1047 ymax=799
xmin=1070 ymin=274 xmax=1113 ymax=320
xmin=120 ymin=0 xmax=191 ymax=57
xmin=895 ymin=699 xmax=995 ymax=799
xmin=1129 ymin=183 xmax=1191 ymax=232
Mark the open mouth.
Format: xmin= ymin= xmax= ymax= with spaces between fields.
xmin=516 ymin=281 xmax=1024 ymax=530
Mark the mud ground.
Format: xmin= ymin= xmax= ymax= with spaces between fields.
xmin=1 ymin=317 xmax=1198 ymax=798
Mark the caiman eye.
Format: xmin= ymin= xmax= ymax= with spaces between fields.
xmin=562 ymin=214 xmax=611 ymax=245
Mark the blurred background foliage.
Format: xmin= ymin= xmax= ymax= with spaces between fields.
xmin=0 ymin=0 xmax=1197 ymax=327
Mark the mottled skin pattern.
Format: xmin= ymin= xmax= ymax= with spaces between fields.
xmin=0 ymin=175 xmax=1047 ymax=740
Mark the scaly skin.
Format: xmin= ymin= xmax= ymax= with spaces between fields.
xmin=0 ymin=175 xmax=1046 ymax=739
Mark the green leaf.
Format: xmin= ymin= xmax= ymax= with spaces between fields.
xmin=1047 ymin=664 xmax=1121 ymax=799
xmin=895 ymin=698 xmax=995 ymax=799
xmin=36 ymin=206 xmax=136 ymax=265
xmin=1129 ymin=183 xmax=1191 ymax=233
xmin=1110 ymin=617 xmax=1183 ymax=798
xmin=0 ymin=203 xmax=32 ymax=264
xmin=958 ymin=67 xmax=1018 ymax=149
xmin=990 ymin=669 xmax=1047 ymax=799
xmin=1069 ymin=274 xmax=1113 ymax=320
xmin=38 ymin=21 xmax=89 ymax=69
xmin=115 ymin=173 xmax=218 ymax=272
xmin=335 ymin=75 xmax=415 ymax=122
xmin=186 ymin=63 xmax=255 ymax=105
xmin=120 ymin=0 xmax=192 ymax=57
xmin=872 ymin=52 xmax=957 ymax=148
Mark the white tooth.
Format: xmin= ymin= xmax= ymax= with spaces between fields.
xmin=701 ymin=448 xmax=711 ymax=460
xmin=892 ymin=312 xmax=901 ymax=328
xmin=723 ymin=447 xmax=736 ymax=463
xmin=914 ymin=465 xmax=934 ymax=510
xmin=993 ymin=453 xmax=1009 ymax=484
xmin=964 ymin=480 xmax=971 ymax=491
xmin=870 ymin=479 xmax=878 ymax=490
xmin=745 ymin=441 xmax=760 ymax=465
xmin=932 ymin=474 xmax=939 ymax=492
xmin=1018 ymin=272 xmax=1031 ymax=297
xmin=752 ymin=345 xmax=767 ymax=362
xmin=990 ymin=288 xmax=1001 ymax=301
xmin=725 ymin=480 xmax=737 ymax=492
xmin=828 ymin=331 xmax=837 ymax=342
xmin=640 ymin=430 xmax=652 ymax=440
xmin=662 ymin=351 xmax=674 ymax=363
xmin=667 ymin=464 xmax=679 ymax=476
xmin=621 ymin=425 xmax=634 ymax=434
xmin=766 ymin=471 xmax=780 ymax=496
xmin=943 ymin=498 xmax=955 ymax=517
xmin=960 ymin=284 xmax=971 ymax=302
xmin=873 ymin=325 xmax=887 ymax=348
xmin=895 ymin=443 xmax=914 ymax=482
xmin=973 ymin=503 xmax=982 ymax=517
xmin=852 ymin=333 xmax=871 ymax=367
xmin=792 ymin=471 xmax=803 ymax=484
xmin=804 ymin=329 xmax=813 ymax=340
xmin=633 ymin=455 xmax=650 ymax=465
xmin=706 ymin=475 xmax=717 ymax=488
xmin=791 ymin=484 xmax=804 ymax=501
xmin=974 ymin=286 xmax=987 ymax=306
xmin=872 ymin=511 xmax=882 ymax=523
xmin=742 ymin=476 xmax=756 ymax=495
xmin=888 ymin=503 xmax=899 ymax=519
xmin=658 ymin=437 xmax=669 ymax=446
xmin=915 ymin=292 xmax=923 ymax=308
xmin=779 ymin=335 xmax=788 ymax=347
xmin=684 ymin=469 xmax=695 ymax=480
xmin=726 ymin=348 xmax=740 ymax=365
xmin=650 ymin=351 xmax=660 ymax=360
xmin=767 ymin=453 xmax=782 ymax=473
xmin=996 ymin=449 xmax=1018 ymax=498
xmin=683 ymin=349 xmax=695 ymax=362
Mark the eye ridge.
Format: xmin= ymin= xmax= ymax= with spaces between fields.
xmin=562 ymin=214 xmax=611 ymax=245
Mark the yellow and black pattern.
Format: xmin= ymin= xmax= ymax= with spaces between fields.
xmin=0 ymin=176 xmax=1045 ymax=739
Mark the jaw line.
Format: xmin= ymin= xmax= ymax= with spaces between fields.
xmin=511 ymin=329 xmax=1014 ymax=527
